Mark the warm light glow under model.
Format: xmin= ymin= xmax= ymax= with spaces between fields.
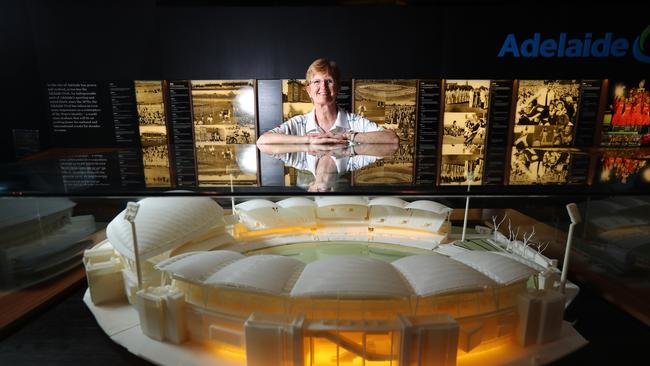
xmin=83 ymin=196 xmax=586 ymax=366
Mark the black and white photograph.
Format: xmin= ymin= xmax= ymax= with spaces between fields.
xmin=509 ymin=147 xmax=572 ymax=185
xmin=282 ymin=79 xmax=312 ymax=120
xmin=135 ymin=80 xmax=171 ymax=187
xmin=514 ymin=80 xmax=580 ymax=148
xmin=441 ymin=80 xmax=491 ymax=185
xmin=352 ymin=80 xmax=417 ymax=185
xmin=191 ymin=80 xmax=256 ymax=145
xmin=512 ymin=123 xmax=575 ymax=149
xmin=352 ymin=158 xmax=414 ymax=186
xmin=194 ymin=144 xmax=257 ymax=187
xmin=191 ymin=80 xmax=257 ymax=186
xmin=439 ymin=154 xmax=484 ymax=185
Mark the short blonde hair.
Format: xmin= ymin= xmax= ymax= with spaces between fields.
xmin=305 ymin=58 xmax=341 ymax=86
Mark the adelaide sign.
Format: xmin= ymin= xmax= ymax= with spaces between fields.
xmin=497 ymin=26 xmax=650 ymax=63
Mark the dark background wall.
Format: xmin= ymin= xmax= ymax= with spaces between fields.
xmin=1 ymin=0 xmax=647 ymax=161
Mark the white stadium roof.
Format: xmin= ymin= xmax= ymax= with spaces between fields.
xmin=235 ymin=199 xmax=277 ymax=211
xmin=276 ymin=197 xmax=317 ymax=208
xmin=368 ymin=197 xmax=409 ymax=208
xmin=106 ymin=197 xmax=224 ymax=261
xmin=493 ymin=251 xmax=547 ymax=272
xmin=450 ymin=251 xmax=538 ymax=285
xmin=290 ymin=256 xmax=411 ymax=299
xmin=404 ymin=200 xmax=452 ymax=215
xmin=315 ymin=196 xmax=369 ymax=207
xmin=157 ymin=249 xmax=540 ymax=300
xmin=392 ymin=255 xmax=496 ymax=296
xmin=205 ymin=255 xmax=304 ymax=295
xmin=155 ymin=250 xmax=244 ymax=284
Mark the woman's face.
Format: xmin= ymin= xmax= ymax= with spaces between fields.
xmin=306 ymin=71 xmax=338 ymax=107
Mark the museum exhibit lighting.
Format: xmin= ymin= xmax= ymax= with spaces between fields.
xmin=82 ymin=196 xmax=586 ymax=366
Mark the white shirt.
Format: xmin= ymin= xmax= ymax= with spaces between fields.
xmin=268 ymin=107 xmax=385 ymax=136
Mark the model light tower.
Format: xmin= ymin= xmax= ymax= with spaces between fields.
xmin=461 ymin=172 xmax=474 ymax=241
xmin=124 ymin=202 xmax=143 ymax=290
xmin=560 ymin=203 xmax=581 ymax=293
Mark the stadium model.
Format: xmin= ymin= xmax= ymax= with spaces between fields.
xmin=83 ymin=196 xmax=585 ymax=366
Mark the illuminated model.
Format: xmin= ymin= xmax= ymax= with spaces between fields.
xmin=83 ymin=196 xmax=586 ymax=366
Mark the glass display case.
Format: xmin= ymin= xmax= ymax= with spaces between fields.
xmin=1 ymin=144 xmax=649 ymax=366
xmin=4 ymin=2 xmax=650 ymax=364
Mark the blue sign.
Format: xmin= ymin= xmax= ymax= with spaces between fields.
xmin=498 ymin=27 xmax=650 ymax=63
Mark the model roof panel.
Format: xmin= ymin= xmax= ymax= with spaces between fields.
xmin=290 ymin=256 xmax=411 ymax=299
xmin=493 ymin=251 xmax=547 ymax=272
xmin=276 ymin=197 xmax=317 ymax=208
xmin=404 ymin=200 xmax=452 ymax=215
xmin=315 ymin=196 xmax=369 ymax=207
xmin=205 ymin=254 xmax=305 ymax=295
xmin=106 ymin=197 xmax=224 ymax=261
xmin=368 ymin=197 xmax=408 ymax=208
xmin=450 ymin=251 xmax=538 ymax=285
xmin=392 ymin=255 xmax=496 ymax=296
xmin=155 ymin=250 xmax=244 ymax=283
xmin=235 ymin=199 xmax=277 ymax=211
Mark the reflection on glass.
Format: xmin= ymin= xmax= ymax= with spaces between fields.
xmin=597 ymin=149 xmax=650 ymax=186
xmin=509 ymin=148 xmax=573 ymax=185
xmin=193 ymin=144 xmax=258 ymax=186
xmin=258 ymin=144 xmax=398 ymax=192
xmin=353 ymin=80 xmax=417 ymax=184
xmin=135 ymin=80 xmax=171 ymax=187
xmin=0 ymin=197 xmax=96 ymax=291
xmin=191 ymin=80 xmax=258 ymax=187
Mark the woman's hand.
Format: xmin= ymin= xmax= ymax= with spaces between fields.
xmin=307 ymin=132 xmax=349 ymax=145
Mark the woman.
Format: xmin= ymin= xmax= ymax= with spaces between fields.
xmin=256 ymin=58 xmax=399 ymax=145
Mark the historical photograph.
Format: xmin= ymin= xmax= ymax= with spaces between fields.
xmin=601 ymin=79 xmax=650 ymax=147
xmin=514 ymin=80 xmax=580 ymax=148
xmin=352 ymin=80 xmax=417 ymax=184
xmin=441 ymin=80 xmax=491 ymax=185
xmin=135 ymin=80 xmax=171 ymax=187
xmin=513 ymin=124 xmax=575 ymax=148
xmin=194 ymin=144 xmax=257 ymax=186
xmin=352 ymin=158 xmax=414 ymax=186
xmin=191 ymin=80 xmax=257 ymax=186
xmin=191 ymin=80 xmax=256 ymax=145
xmin=509 ymin=147 xmax=572 ymax=185
xmin=282 ymin=79 xmax=312 ymax=120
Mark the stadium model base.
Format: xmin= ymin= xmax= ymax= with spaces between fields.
xmin=84 ymin=196 xmax=587 ymax=366
xmin=84 ymin=290 xmax=586 ymax=366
